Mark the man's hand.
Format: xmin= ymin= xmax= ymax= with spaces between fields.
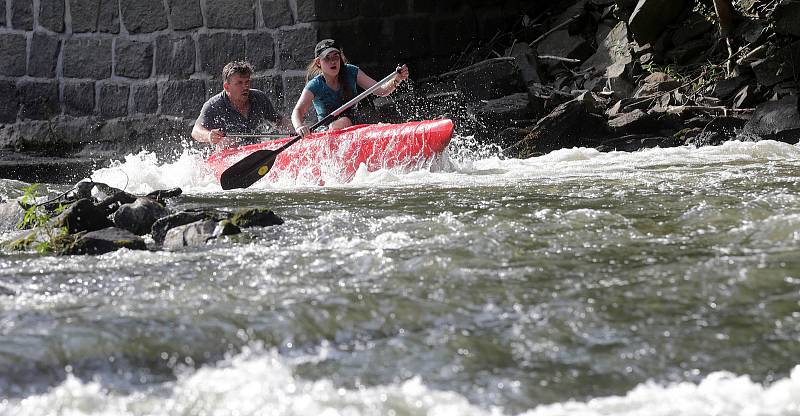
xmin=208 ymin=129 xmax=226 ymax=144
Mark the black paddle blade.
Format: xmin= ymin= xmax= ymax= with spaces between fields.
xmin=219 ymin=149 xmax=278 ymax=190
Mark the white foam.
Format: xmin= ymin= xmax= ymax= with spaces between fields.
xmin=2 ymin=348 xmax=799 ymax=416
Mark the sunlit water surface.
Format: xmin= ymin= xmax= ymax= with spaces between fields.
xmin=1 ymin=137 xmax=800 ymax=415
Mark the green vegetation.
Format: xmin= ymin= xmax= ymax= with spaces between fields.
xmin=11 ymin=184 xmax=73 ymax=254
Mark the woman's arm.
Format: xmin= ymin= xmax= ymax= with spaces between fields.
xmin=292 ymin=89 xmax=315 ymax=136
xmin=356 ymin=65 xmax=409 ymax=97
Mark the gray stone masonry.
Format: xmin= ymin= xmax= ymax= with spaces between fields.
xmin=0 ymin=0 xmax=527 ymax=162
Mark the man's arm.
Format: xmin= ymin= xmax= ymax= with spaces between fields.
xmin=191 ymin=121 xmax=226 ymax=144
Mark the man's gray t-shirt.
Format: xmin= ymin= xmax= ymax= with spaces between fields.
xmin=196 ymin=89 xmax=281 ymax=134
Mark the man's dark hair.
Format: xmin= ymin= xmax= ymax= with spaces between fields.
xmin=223 ymin=61 xmax=254 ymax=83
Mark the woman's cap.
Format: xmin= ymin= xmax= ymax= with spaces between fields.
xmin=315 ymin=39 xmax=341 ymax=58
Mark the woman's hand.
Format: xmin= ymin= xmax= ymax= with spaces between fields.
xmin=295 ymin=125 xmax=311 ymax=137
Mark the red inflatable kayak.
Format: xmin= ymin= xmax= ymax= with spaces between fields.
xmin=207 ymin=119 xmax=454 ymax=184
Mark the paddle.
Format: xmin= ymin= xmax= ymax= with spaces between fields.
xmin=226 ymin=133 xmax=286 ymax=139
xmin=219 ymin=65 xmax=403 ymax=190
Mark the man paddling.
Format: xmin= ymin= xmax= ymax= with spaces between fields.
xmin=191 ymin=61 xmax=292 ymax=148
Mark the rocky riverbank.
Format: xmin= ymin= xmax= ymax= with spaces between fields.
xmin=376 ymin=0 xmax=799 ymax=155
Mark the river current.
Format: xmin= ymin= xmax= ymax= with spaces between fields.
xmin=1 ymin=136 xmax=799 ymax=415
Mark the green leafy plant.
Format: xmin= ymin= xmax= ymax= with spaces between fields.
xmin=13 ymin=184 xmax=71 ymax=254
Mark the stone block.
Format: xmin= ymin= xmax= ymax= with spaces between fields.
xmin=63 ymin=38 xmax=112 ymax=79
xmin=121 ymin=0 xmax=168 ymax=33
xmin=39 ymin=0 xmax=64 ymax=32
xmin=207 ymin=0 xmax=255 ymax=29
xmin=276 ymin=26 xmax=315 ymax=70
xmin=296 ymin=0 xmax=357 ymax=21
xmin=168 ymin=0 xmax=202 ymax=30
xmin=0 ymin=34 xmax=27 ymax=76
xmin=0 ymin=81 xmax=19 ymax=123
xmin=316 ymin=18 xmax=383 ymax=59
xmin=246 ymin=32 xmax=275 ymax=71
xmin=260 ymin=0 xmax=292 ymax=28
xmin=18 ymin=80 xmax=60 ymax=120
xmin=198 ymin=33 xmax=246 ymax=76
xmin=132 ymin=82 xmax=158 ymax=114
xmin=156 ymin=35 xmax=196 ymax=78
xmin=160 ymin=79 xmax=205 ymax=117
xmin=29 ymin=33 xmax=60 ymax=78
xmin=116 ymin=39 xmax=154 ymax=79
xmin=98 ymin=83 xmax=129 ymax=118
xmin=0 ymin=0 xmax=5 ymax=26
xmin=359 ymin=0 xmax=407 ymax=17
xmin=69 ymin=0 xmax=119 ymax=33
xmin=385 ymin=16 xmax=431 ymax=58
xmin=63 ymin=80 xmax=95 ymax=116
xmin=252 ymin=75 xmax=282 ymax=108
xmin=12 ymin=0 xmax=33 ymax=30
xmin=628 ymin=0 xmax=687 ymax=45
xmin=282 ymin=74 xmax=306 ymax=113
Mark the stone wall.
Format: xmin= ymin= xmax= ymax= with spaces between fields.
xmin=0 ymin=0 xmax=529 ymax=161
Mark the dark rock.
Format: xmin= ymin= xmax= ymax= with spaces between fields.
xmin=145 ymin=187 xmax=182 ymax=202
xmin=28 ymin=33 xmax=60 ymax=78
xmin=63 ymin=38 xmax=112 ymax=79
xmin=162 ymin=220 xmax=217 ymax=249
xmin=598 ymin=135 xmax=681 ymax=152
xmin=64 ymin=81 xmax=95 ymax=116
xmin=582 ymin=21 xmax=632 ymax=72
xmin=0 ymin=34 xmax=27 ymax=76
xmin=671 ymin=14 xmax=713 ymax=45
xmin=96 ymin=190 xmax=137 ymax=215
xmin=537 ymin=29 xmax=593 ymax=63
xmin=155 ymin=35 xmax=196 ymax=78
xmin=505 ymin=95 xmax=610 ymax=157
xmin=509 ymin=43 xmax=541 ymax=85
xmin=740 ymin=95 xmax=800 ymax=143
xmin=664 ymin=39 xmax=710 ymax=64
xmin=476 ymin=93 xmax=538 ymax=129
xmin=39 ymin=0 xmax=65 ymax=32
xmin=0 ymin=0 xmax=5 ymax=26
xmin=115 ymin=39 xmax=154 ymax=79
xmin=113 ymin=197 xmax=170 ymax=235
xmin=447 ymin=57 xmax=526 ymax=101
xmin=160 ymin=79 xmax=205 ymax=117
xmin=68 ymin=227 xmax=146 ymax=255
xmin=710 ymin=76 xmax=750 ymax=101
xmin=152 ymin=210 xmax=208 ymax=244
xmin=774 ymin=1 xmax=800 ymax=37
xmin=297 ymin=0 xmax=357 ymax=21
xmin=214 ymin=220 xmax=241 ymax=237
xmin=732 ymin=85 xmax=758 ymax=109
xmin=121 ymin=0 xmax=168 ymax=33
xmin=198 ymin=32 xmax=247 ymax=75
xmin=131 ymin=83 xmax=159 ymax=114
xmin=231 ymin=208 xmax=284 ymax=227
xmin=246 ymin=32 xmax=275 ymax=71
xmin=11 ymin=0 xmax=33 ymax=30
xmin=57 ymin=198 xmax=113 ymax=234
xmin=98 ymin=83 xmax=129 ymax=118
xmin=0 ymin=81 xmax=19 ymax=123
xmin=252 ymin=75 xmax=283 ymax=108
xmin=734 ymin=19 xmax=767 ymax=44
xmin=276 ymin=26 xmax=316 ymax=70
xmin=608 ymin=109 xmax=680 ymax=135
xmin=701 ymin=116 xmax=747 ymax=140
xmin=261 ymin=0 xmax=292 ymax=28
xmin=207 ymin=0 xmax=255 ymax=29
xmin=18 ymin=80 xmax=60 ymax=120
xmin=69 ymin=0 xmax=119 ymax=33
xmin=0 ymin=200 xmax=25 ymax=232
xmin=751 ymin=41 xmax=800 ymax=87
xmin=628 ymin=0 xmax=687 ymax=44
xmin=634 ymin=72 xmax=680 ymax=97
xmin=168 ymin=0 xmax=202 ymax=30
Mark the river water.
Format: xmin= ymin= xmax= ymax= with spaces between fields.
xmin=1 ymin=136 xmax=799 ymax=415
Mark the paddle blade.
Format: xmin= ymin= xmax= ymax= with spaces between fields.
xmin=219 ymin=149 xmax=278 ymax=190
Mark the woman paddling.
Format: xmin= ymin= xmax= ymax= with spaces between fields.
xmin=291 ymin=39 xmax=409 ymax=137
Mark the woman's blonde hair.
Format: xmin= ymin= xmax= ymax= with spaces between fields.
xmin=305 ymin=51 xmax=353 ymax=102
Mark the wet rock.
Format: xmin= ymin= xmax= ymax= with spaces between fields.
xmin=437 ymin=58 xmax=526 ymax=101
xmin=537 ymin=29 xmax=593 ymax=64
xmin=608 ymin=109 xmax=680 ymax=135
xmin=664 ymin=39 xmax=710 ymax=64
xmin=96 ymin=190 xmax=138 ymax=216
xmin=508 ymin=43 xmax=541 ymax=85
xmin=701 ymin=116 xmax=748 ymax=141
xmin=582 ymin=21 xmax=632 ymax=72
xmin=628 ymin=0 xmax=688 ymax=45
xmin=597 ymin=135 xmax=679 ymax=151
xmin=740 ymin=95 xmax=800 ymax=143
xmin=710 ymin=76 xmax=750 ymax=101
xmin=475 ymin=93 xmax=539 ymax=130
xmin=145 ymin=187 xmax=183 ymax=204
xmin=113 ymin=197 xmax=170 ymax=236
xmin=0 ymin=200 xmax=25 ymax=232
xmin=151 ymin=211 xmax=209 ymax=245
xmin=231 ymin=208 xmax=284 ymax=228
xmin=57 ymin=199 xmax=114 ymax=234
xmin=671 ymin=14 xmax=714 ymax=45
xmin=67 ymin=227 xmax=146 ymax=255
xmin=162 ymin=219 xmax=238 ymax=250
xmin=634 ymin=72 xmax=680 ymax=98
